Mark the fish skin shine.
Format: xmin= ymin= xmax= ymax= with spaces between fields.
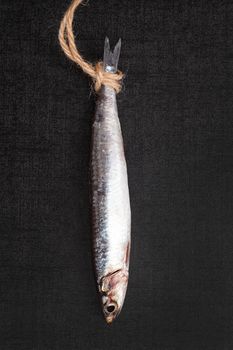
xmin=91 ymin=85 xmax=131 ymax=324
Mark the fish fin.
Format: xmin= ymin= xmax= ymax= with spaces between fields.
xmin=103 ymin=37 xmax=121 ymax=73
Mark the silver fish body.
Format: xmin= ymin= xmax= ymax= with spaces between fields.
xmin=91 ymin=84 xmax=131 ymax=323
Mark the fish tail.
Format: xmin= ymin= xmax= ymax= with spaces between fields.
xmin=103 ymin=37 xmax=121 ymax=74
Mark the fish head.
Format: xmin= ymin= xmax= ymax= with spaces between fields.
xmin=100 ymin=269 xmax=129 ymax=324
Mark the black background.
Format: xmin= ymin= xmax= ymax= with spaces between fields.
xmin=1 ymin=1 xmax=233 ymax=349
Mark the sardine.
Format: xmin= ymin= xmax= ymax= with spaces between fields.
xmin=91 ymin=37 xmax=131 ymax=324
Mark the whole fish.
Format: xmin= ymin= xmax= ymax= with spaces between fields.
xmin=91 ymin=37 xmax=131 ymax=324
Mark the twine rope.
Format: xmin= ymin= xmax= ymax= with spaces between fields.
xmin=59 ymin=0 xmax=123 ymax=93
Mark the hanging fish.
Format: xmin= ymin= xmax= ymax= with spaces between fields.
xmin=91 ymin=38 xmax=131 ymax=323
xmin=59 ymin=0 xmax=131 ymax=324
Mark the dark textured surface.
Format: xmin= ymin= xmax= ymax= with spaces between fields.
xmin=1 ymin=0 xmax=233 ymax=349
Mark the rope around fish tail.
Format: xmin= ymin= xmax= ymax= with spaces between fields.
xmin=58 ymin=0 xmax=123 ymax=93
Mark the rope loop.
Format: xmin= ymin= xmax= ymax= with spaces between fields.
xmin=59 ymin=0 xmax=123 ymax=93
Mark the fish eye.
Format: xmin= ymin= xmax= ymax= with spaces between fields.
xmin=106 ymin=305 xmax=115 ymax=313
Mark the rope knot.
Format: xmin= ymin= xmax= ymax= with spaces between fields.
xmin=94 ymin=62 xmax=123 ymax=94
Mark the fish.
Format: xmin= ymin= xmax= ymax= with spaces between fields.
xmin=91 ymin=37 xmax=131 ymax=324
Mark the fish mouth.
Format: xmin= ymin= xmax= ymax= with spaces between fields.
xmin=102 ymin=299 xmax=120 ymax=324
